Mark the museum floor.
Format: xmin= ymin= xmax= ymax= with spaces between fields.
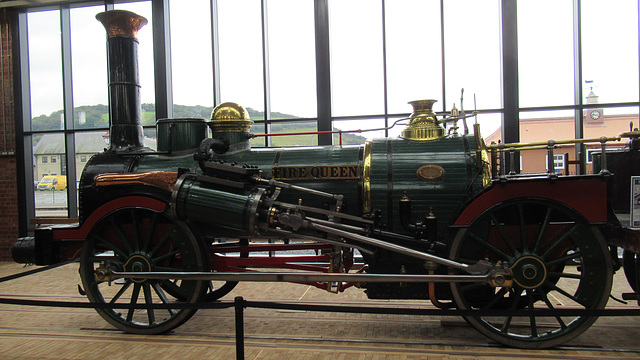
xmin=1 ymin=261 xmax=640 ymax=359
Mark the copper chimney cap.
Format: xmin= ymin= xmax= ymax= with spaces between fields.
xmin=96 ymin=10 xmax=148 ymax=39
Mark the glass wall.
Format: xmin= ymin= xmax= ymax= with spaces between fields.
xmin=267 ymin=0 xmax=317 ymax=119
xmin=518 ymin=0 xmax=575 ymax=108
xmin=329 ymin=0 xmax=385 ymax=117
xmin=26 ymin=10 xmax=67 ymax=216
xmin=510 ymin=0 xmax=639 ymax=175
xmin=384 ymin=0 xmax=441 ymax=115
xmin=28 ymin=10 xmax=64 ymax=132
xmin=15 ymin=0 xmax=640 ymax=222
xmin=170 ymin=0 xmax=214 ymax=112
xmin=70 ymin=5 xmax=108 ymax=127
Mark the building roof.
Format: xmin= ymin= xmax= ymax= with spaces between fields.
xmin=33 ymin=132 xmax=157 ymax=154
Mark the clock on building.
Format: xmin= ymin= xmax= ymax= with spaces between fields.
xmin=586 ymin=109 xmax=603 ymax=122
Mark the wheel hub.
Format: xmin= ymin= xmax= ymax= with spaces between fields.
xmin=123 ymin=254 xmax=152 ymax=283
xmin=510 ymin=255 xmax=547 ymax=289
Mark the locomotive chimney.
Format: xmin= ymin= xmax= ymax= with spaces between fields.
xmin=96 ymin=10 xmax=148 ymax=151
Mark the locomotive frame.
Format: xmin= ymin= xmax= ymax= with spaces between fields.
xmin=11 ymin=10 xmax=640 ymax=349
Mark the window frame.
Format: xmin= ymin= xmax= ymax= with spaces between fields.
xmin=12 ymin=0 xmax=640 ymax=236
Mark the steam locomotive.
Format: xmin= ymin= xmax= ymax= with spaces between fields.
xmin=11 ymin=10 xmax=640 ymax=349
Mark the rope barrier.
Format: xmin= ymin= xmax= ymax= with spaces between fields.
xmin=1 ymin=295 xmax=639 ymax=317
xmin=1 ymin=262 xmax=639 ymax=316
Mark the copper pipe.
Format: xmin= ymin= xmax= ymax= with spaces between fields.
xmin=94 ymin=171 xmax=178 ymax=192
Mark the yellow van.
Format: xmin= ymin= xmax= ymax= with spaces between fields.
xmin=37 ymin=176 xmax=67 ymax=191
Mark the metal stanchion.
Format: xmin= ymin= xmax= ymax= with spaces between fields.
xmin=235 ymin=296 xmax=245 ymax=360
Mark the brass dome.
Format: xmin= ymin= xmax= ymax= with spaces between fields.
xmin=209 ymin=102 xmax=253 ymax=133
xmin=401 ymin=99 xmax=445 ymax=141
xmin=211 ymin=102 xmax=251 ymax=121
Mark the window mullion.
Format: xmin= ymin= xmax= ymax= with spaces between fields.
xmin=261 ymin=0 xmax=272 ymax=147
xmin=572 ymin=0 xmax=586 ymax=164
xmin=500 ymin=0 xmax=520 ymax=173
xmin=16 ymin=11 xmax=34 ymax=234
xmin=440 ymin=0 xmax=446 ymax=113
xmin=152 ymin=0 xmax=173 ymax=119
xmin=210 ymin=0 xmax=221 ymax=107
xmin=381 ymin=0 xmax=389 ymax=136
xmin=60 ymin=6 xmax=78 ymax=217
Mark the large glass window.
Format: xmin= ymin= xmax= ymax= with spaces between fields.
xmin=170 ymin=0 xmax=214 ymax=112
xmin=14 ymin=0 xmax=640 ymax=225
xmin=334 ymin=118 xmax=387 ymax=144
xmin=33 ymin=133 xmax=68 ymax=216
xmin=581 ymin=0 xmax=639 ymax=104
xmin=329 ymin=0 xmax=385 ymax=117
xmin=443 ymin=0 xmax=501 ymax=113
xmin=384 ymin=0 xmax=441 ymax=115
xmin=217 ymin=0 xmax=264 ymax=113
xmin=518 ymin=0 xmax=575 ymax=108
xmin=71 ymin=5 xmax=108 ymax=129
xmin=28 ymin=10 xmax=64 ymax=131
xmin=267 ymin=0 xmax=317 ymax=119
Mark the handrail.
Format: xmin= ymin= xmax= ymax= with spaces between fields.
xmin=487 ymin=136 xmax=621 ymax=150
xmin=487 ymin=136 xmax=623 ymax=178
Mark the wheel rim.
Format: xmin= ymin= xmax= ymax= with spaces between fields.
xmin=449 ymin=199 xmax=612 ymax=348
xmin=80 ymin=206 xmax=207 ymax=334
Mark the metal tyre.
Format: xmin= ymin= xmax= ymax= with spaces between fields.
xmin=449 ymin=199 xmax=612 ymax=348
xmin=79 ymin=205 xmax=207 ymax=334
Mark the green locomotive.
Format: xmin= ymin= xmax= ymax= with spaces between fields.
xmin=12 ymin=10 xmax=639 ymax=349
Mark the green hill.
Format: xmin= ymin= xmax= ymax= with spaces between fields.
xmin=31 ymin=104 xmax=368 ymax=146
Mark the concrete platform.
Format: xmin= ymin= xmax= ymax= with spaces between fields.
xmin=1 ymin=261 xmax=640 ymax=359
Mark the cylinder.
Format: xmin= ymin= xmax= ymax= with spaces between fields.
xmin=172 ymin=176 xmax=264 ymax=234
xmin=96 ymin=10 xmax=148 ymax=151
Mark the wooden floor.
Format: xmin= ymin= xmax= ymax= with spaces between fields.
xmin=1 ymin=261 xmax=640 ymax=359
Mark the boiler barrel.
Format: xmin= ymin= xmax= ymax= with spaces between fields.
xmin=367 ymin=136 xmax=483 ymax=233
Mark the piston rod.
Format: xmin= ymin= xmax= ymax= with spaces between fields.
xmin=306 ymin=222 xmax=484 ymax=274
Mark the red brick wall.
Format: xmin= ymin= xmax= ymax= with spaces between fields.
xmin=0 ymin=157 xmax=18 ymax=260
xmin=0 ymin=9 xmax=18 ymax=261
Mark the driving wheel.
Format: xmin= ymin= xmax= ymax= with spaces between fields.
xmin=449 ymin=199 xmax=612 ymax=348
xmin=79 ymin=203 xmax=207 ymax=334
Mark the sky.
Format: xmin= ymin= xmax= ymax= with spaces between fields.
xmin=24 ymin=0 xmax=640 ymax=140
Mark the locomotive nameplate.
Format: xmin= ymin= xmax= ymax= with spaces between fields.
xmin=416 ymin=165 xmax=445 ymax=181
xmin=272 ymin=165 xmax=360 ymax=180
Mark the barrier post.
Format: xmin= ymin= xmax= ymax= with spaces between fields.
xmin=235 ymin=296 xmax=245 ymax=360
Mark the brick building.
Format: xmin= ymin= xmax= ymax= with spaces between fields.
xmin=485 ymin=109 xmax=638 ymax=175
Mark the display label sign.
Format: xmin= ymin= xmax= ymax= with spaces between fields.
xmin=631 ymin=176 xmax=640 ymax=228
